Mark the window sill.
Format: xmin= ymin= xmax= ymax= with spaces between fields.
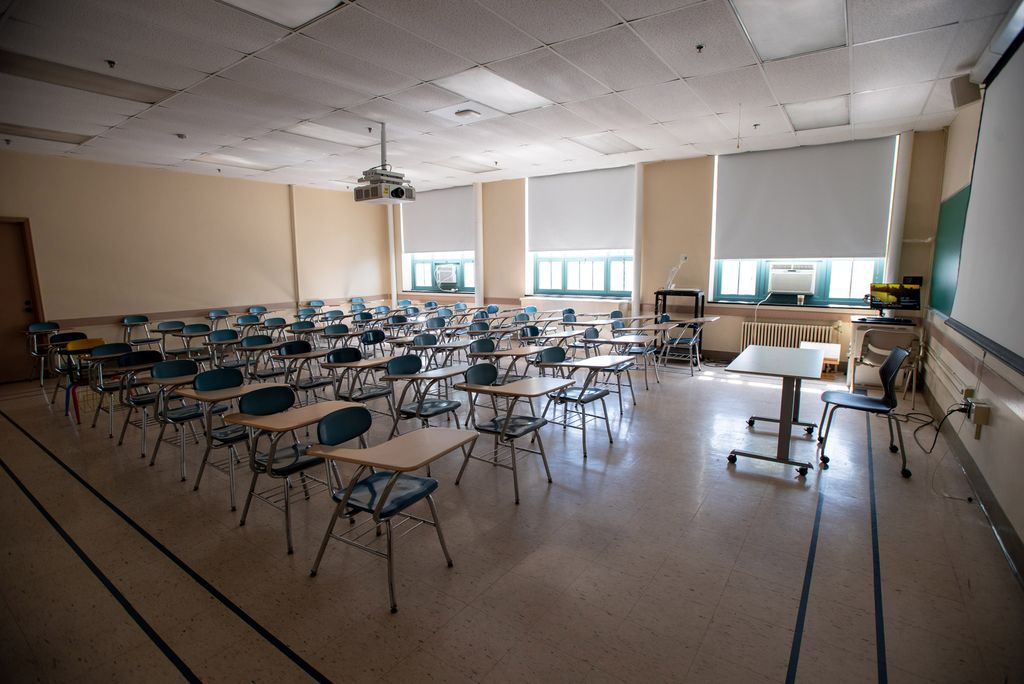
xmin=523 ymin=294 xmax=630 ymax=303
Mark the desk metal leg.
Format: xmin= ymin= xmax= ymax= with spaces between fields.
xmin=729 ymin=377 xmax=815 ymax=475
xmin=745 ymin=378 xmax=817 ymax=434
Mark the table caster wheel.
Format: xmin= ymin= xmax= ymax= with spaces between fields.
xmin=805 ymin=426 xmax=814 ymax=434
xmin=889 ymin=445 xmax=899 ymax=453
xmin=746 ymin=418 xmax=755 ymax=427
xmin=819 ymin=455 xmax=830 ymax=464
xmin=797 ymin=467 xmax=808 ymax=477
xmin=901 ymin=468 xmax=912 ymax=478
xmin=727 ymin=454 xmax=737 ymax=463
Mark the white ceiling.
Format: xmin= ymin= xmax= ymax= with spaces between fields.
xmin=0 ymin=0 xmax=1011 ymax=190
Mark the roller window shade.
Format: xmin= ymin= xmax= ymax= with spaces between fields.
xmin=528 ymin=166 xmax=636 ymax=251
xmin=401 ymin=186 xmax=475 ymax=253
xmin=715 ymin=138 xmax=897 ymax=259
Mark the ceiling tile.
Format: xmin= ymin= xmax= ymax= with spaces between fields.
xmin=849 ymin=0 xmax=1011 ymax=43
xmin=88 ymin=126 xmax=223 ymax=159
xmin=553 ymin=26 xmax=675 ymax=91
xmin=716 ymin=105 xmax=792 ymax=136
xmin=356 ymin=0 xmax=541 ymax=63
xmin=299 ymin=111 xmax=388 ymax=147
xmin=219 ymin=0 xmax=344 ymax=29
xmin=218 ymin=58 xmax=369 ymax=110
xmin=512 ymin=105 xmax=605 ymax=137
xmin=0 ymin=73 xmax=147 ymax=136
xmin=731 ymin=0 xmax=846 ymax=61
xmin=477 ymin=0 xmax=620 ymax=43
xmin=172 ymin=160 xmax=266 ymax=178
xmin=852 ymin=25 xmax=956 ymax=92
xmin=140 ymin=95 xmax=279 ymax=138
xmin=939 ymin=14 xmax=1005 ymax=77
xmin=795 ymin=124 xmax=853 ymax=145
xmin=112 ymin=117 xmax=246 ymax=149
xmin=345 ymin=97 xmax=457 ymax=136
xmin=852 ymin=115 xmax=919 ymax=139
xmin=434 ymin=67 xmax=553 ymax=114
xmin=784 ymin=95 xmax=850 ymax=130
xmin=763 ymin=48 xmax=849 ymax=104
xmin=302 ymin=6 xmax=472 ymax=81
xmin=242 ymin=131 xmax=355 ymax=157
xmin=462 ymin=115 xmax=552 ymax=146
xmin=611 ymin=123 xmax=683 ymax=149
xmin=603 ymin=0 xmax=704 ymax=21
xmin=661 ymin=114 xmax=731 ymax=144
xmin=428 ymin=101 xmax=506 ymax=124
xmin=570 ymin=131 xmax=641 ymax=154
xmin=388 ymin=84 xmax=465 ymax=112
xmin=488 ymin=49 xmax=611 ymax=103
xmin=851 ymin=82 xmax=932 ymax=124
xmin=915 ymin=111 xmax=956 ymax=129
xmin=923 ymin=78 xmax=954 ymax=114
xmin=188 ymin=77 xmax=334 ymax=123
xmin=696 ymin=131 xmax=796 ymax=154
xmin=0 ymin=19 xmax=206 ymax=90
xmin=0 ymin=133 xmax=78 ymax=154
xmin=618 ymin=79 xmax=713 ymax=122
xmin=258 ymin=34 xmax=418 ymax=95
xmin=686 ymin=65 xmax=776 ymax=112
xmin=563 ymin=93 xmax=654 ymax=129
xmin=632 ymin=0 xmax=758 ymax=78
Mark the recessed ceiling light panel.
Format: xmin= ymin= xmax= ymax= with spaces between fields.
xmin=220 ymin=0 xmax=344 ymax=28
xmin=433 ymin=67 xmax=552 ymax=114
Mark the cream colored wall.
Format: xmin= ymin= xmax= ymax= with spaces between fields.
xmin=941 ymin=100 xmax=982 ymax=200
xmin=291 ymin=185 xmax=389 ymax=303
xmin=0 ymin=151 xmax=294 ymax=320
xmin=900 ymin=130 xmax=947 ymax=306
xmin=482 ymin=179 xmax=526 ymax=302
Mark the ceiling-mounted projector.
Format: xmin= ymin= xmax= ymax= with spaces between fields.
xmin=354 ymin=121 xmax=415 ymax=204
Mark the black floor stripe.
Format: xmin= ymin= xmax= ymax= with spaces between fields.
xmin=785 ymin=476 xmax=826 ymax=683
xmin=0 ymin=456 xmax=200 ymax=683
xmin=866 ymin=415 xmax=888 ymax=682
xmin=0 ymin=409 xmax=333 ymax=684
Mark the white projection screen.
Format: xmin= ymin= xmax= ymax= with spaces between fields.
xmin=401 ymin=186 xmax=476 ymax=253
xmin=528 ymin=166 xmax=636 ymax=251
xmin=948 ymin=40 xmax=1024 ymax=372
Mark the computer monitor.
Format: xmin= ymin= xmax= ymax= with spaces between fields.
xmin=869 ymin=283 xmax=921 ymax=314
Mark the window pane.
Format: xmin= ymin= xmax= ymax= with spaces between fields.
xmin=720 ymin=260 xmax=739 ymax=295
xmin=829 ymin=259 xmax=853 ymax=299
xmin=415 ymin=263 xmax=431 ymax=287
xmin=590 ymin=260 xmax=604 ymax=291
xmin=551 ymin=261 xmax=562 ymax=290
xmin=463 ymin=261 xmax=475 ymax=288
xmin=538 ymin=262 xmax=551 ymax=290
xmin=738 ymin=260 xmax=757 ymax=295
xmin=610 ymin=260 xmax=625 ymax=292
xmin=850 ymin=260 xmax=875 ymax=300
xmin=567 ymin=261 xmax=580 ymax=290
xmin=623 ymin=261 xmax=633 ymax=292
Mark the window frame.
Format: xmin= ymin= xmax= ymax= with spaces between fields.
xmin=532 ymin=253 xmax=633 ymax=298
xmin=712 ymin=257 xmax=884 ymax=307
xmin=409 ymin=254 xmax=476 ymax=293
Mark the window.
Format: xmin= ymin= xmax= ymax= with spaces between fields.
xmin=405 ymin=251 xmax=475 ymax=292
xmin=713 ymin=258 xmax=882 ymax=306
xmin=532 ymin=250 xmax=633 ymax=297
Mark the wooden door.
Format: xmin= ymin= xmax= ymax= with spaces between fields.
xmin=0 ymin=219 xmax=41 ymax=383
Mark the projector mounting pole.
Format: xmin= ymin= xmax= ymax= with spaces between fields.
xmin=379 ymin=121 xmax=386 ymax=169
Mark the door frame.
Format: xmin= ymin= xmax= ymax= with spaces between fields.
xmin=2 ymin=217 xmax=45 ymax=322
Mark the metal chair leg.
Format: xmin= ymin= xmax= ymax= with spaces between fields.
xmin=118 ymin=406 xmax=134 ymax=446
xmin=425 ymin=495 xmax=453 ymax=567
xmin=284 ymin=478 xmax=294 ymax=554
xmin=385 ymin=520 xmax=397 ymax=612
xmin=150 ymin=424 xmax=167 ymax=464
xmin=239 ymin=472 xmax=259 ymax=526
xmin=510 ymin=440 xmax=520 ymax=504
xmin=535 ymin=431 xmax=552 ymax=483
xmin=310 ymin=499 xmax=345 ymax=576
xmin=817 ymin=402 xmax=830 ymax=442
xmin=601 ymin=398 xmax=613 ymax=444
xmin=893 ymin=416 xmax=910 ymax=477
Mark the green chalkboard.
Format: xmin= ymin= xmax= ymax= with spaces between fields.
xmin=930 ymin=184 xmax=970 ymax=315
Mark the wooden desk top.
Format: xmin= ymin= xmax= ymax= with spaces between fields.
xmin=175 ymin=382 xmax=289 ymax=403
xmin=203 ymin=339 xmax=238 ymax=347
xmin=224 ymin=399 xmax=361 ymax=432
xmin=565 ymin=319 xmax=617 ymax=327
xmin=321 ymin=355 xmax=396 ymax=370
xmin=308 ymin=427 xmax=478 ymax=471
xmin=239 ymin=342 xmax=280 ymax=352
xmin=455 ymin=376 xmax=573 ymax=398
xmin=569 ymin=354 xmax=634 ymax=369
xmin=725 ymin=345 xmax=824 ymax=380
xmin=174 ymin=330 xmax=210 ymax=338
xmin=539 ymin=330 xmax=583 ymax=340
xmin=271 ymin=349 xmax=330 ymax=361
xmin=592 ymin=335 xmax=653 ymax=345
xmin=146 ymin=374 xmax=197 ymax=387
xmin=468 ymin=345 xmax=549 ymax=359
xmin=382 ymin=364 xmax=471 ymax=382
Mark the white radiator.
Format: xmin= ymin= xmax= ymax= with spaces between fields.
xmin=741 ymin=321 xmax=835 ymax=349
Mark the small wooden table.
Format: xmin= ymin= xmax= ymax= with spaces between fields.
xmin=724 ymin=345 xmax=824 ymax=476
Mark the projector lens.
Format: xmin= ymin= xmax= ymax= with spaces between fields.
xmin=391 ymin=187 xmax=405 ymax=199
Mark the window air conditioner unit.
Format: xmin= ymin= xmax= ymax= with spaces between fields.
xmin=434 ymin=264 xmax=458 ymax=286
xmin=768 ymin=263 xmax=816 ymax=295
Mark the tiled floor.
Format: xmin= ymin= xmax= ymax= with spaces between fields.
xmin=1 ymin=364 xmax=1022 ymax=682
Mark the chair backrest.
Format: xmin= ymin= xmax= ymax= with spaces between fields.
xmin=520 ymin=325 xmax=540 ymax=338
xmin=327 ymin=347 xmax=362 ymax=364
xmin=453 ymin=302 xmax=467 ymax=311
xmin=119 ymin=350 xmax=163 ymax=367
xmin=413 ymin=333 xmax=437 ymax=346
xmin=465 ymin=362 xmax=498 ymax=386
xmin=324 ymin=323 xmax=350 ymax=335
xmin=405 ymin=306 xmax=420 ymax=316
xmin=538 ymin=346 xmax=567 ymax=364
xmin=236 ymin=314 xmax=259 ymax=326
xmin=472 ymin=310 xmax=489 ymax=320
xmin=290 ymin=320 xmax=315 ymax=331
xmin=122 ymin=315 xmax=149 ymax=325
xmin=435 ymin=308 xmax=453 ymax=318
xmin=374 ymin=305 xmax=389 ymax=314
xmin=208 ymin=309 xmax=229 ymax=319
xmin=351 ymin=297 xmax=365 ymax=304
xmin=51 ymin=331 xmax=87 ymax=345
xmin=861 ymin=329 xmax=921 ymax=366
xmin=513 ymin=312 xmax=530 ymax=323
xmin=91 ymin=342 xmax=132 ymax=357
xmin=156 ymin=320 xmax=185 ymax=332
xmin=66 ymin=338 xmax=105 ymax=353
xmin=194 ymin=367 xmax=243 ymax=391
xmin=524 ymin=305 xmax=537 ymax=314
xmin=562 ymin=308 xmax=576 ymax=315
xmin=387 ymin=354 xmax=422 ymax=375
xmin=152 ymin=359 xmax=199 ymax=379
xmin=397 ymin=299 xmax=412 ymax=307
xmin=296 ymin=307 xmax=316 ymax=319
xmin=610 ymin=310 xmax=623 ymax=319
xmin=469 ymin=321 xmax=490 ymax=332
xmin=486 ymin=304 xmax=499 ymax=314
xmin=425 ymin=317 xmax=446 ymax=329
xmin=182 ymin=323 xmax=211 ymax=334
xmin=238 ymin=386 xmax=295 ymax=416
xmin=354 ymin=311 xmax=373 ymax=322
xmin=248 ymin=305 xmax=267 ymax=315
xmin=351 ymin=303 xmax=367 ymax=313
xmin=264 ymin=317 xmax=286 ymax=327
xmin=611 ymin=320 xmax=625 ymax=332
xmin=29 ymin=321 xmax=60 ymax=332
xmin=278 ymin=340 xmax=311 ymax=356
xmin=878 ymin=347 xmax=911 ymax=409
xmin=563 ymin=313 xmax=577 ymax=323
xmin=209 ymin=329 xmax=239 ymax=342
xmin=470 ymin=338 xmax=495 ymax=354
xmin=657 ymin=313 xmax=670 ymax=323
xmin=583 ymin=326 xmax=599 ymax=339
xmin=387 ymin=314 xmax=408 ymax=324
xmin=424 ymin=301 xmax=439 ymax=310
xmin=241 ymin=334 xmax=272 ymax=347
xmin=323 ymin=310 xmax=345 ymax=320
xmin=317 ymin=406 xmax=372 ymax=446
xmin=308 ymin=299 xmax=325 ymax=307
xmin=360 ymin=329 xmax=386 ymax=345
